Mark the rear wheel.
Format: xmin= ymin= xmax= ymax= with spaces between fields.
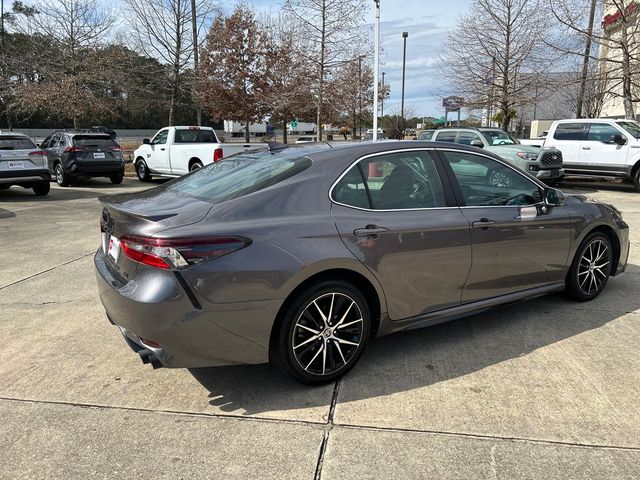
xmin=566 ymin=232 xmax=613 ymax=301
xmin=136 ymin=159 xmax=152 ymax=182
xmin=190 ymin=160 xmax=203 ymax=172
xmin=110 ymin=174 xmax=124 ymax=184
xmin=55 ymin=164 xmax=69 ymax=187
xmin=33 ymin=182 xmax=50 ymax=196
xmin=274 ymin=280 xmax=371 ymax=385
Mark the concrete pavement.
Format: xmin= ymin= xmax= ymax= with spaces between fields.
xmin=1 ymin=177 xmax=639 ymax=479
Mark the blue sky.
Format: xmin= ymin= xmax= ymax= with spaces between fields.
xmin=245 ymin=0 xmax=471 ymax=117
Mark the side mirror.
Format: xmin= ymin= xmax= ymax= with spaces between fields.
xmin=610 ymin=134 xmax=626 ymax=145
xmin=143 ymin=138 xmax=151 ymax=145
xmin=544 ymin=188 xmax=565 ymax=206
xmin=470 ymin=140 xmax=484 ymax=148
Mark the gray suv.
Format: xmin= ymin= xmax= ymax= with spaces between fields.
xmin=431 ymin=128 xmax=564 ymax=185
xmin=0 ymin=132 xmax=51 ymax=195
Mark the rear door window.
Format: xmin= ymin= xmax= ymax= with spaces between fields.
xmin=0 ymin=136 xmax=37 ymax=150
xmin=553 ymin=123 xmax=585 ymax=141
xmin=434 ymin=131 xmax=457 ymax=143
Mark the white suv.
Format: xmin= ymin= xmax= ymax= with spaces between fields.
xmin=543 ymin=119 xmax=640 ymax=191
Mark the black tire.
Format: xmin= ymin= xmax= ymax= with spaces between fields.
xmin=55 ymin=163 xmax=69 ymax=187
xmin=136 ymin=158 xmax=152 ymax=182
xmin=565 ymin=232 xmax=613 ymax=301
xmin=0 ymin=185 xmax=9 ymax=190
xmin=190 ymin=160 xmax=203 ymax=172
xmin=110 ymin=174 xmax=124 ymax=184
xmin=33 ymin=182 xmax=50 ymax=196
xmin=274 ymin=280 xmax=371 ymax=385
xmin=632 ymin=168 xmax=640 ymax=193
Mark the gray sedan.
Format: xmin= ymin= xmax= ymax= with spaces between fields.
xmin=95 ymin=141 xmax=630 ymax=384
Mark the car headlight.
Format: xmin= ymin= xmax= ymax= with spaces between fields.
xmin=516 ymin=151 xmax=539 ymax=160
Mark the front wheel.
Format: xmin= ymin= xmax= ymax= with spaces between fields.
xmin=33 ymin=182 xmax=50 ymax=196
xmin=565 ymin=232 xmax=613 ymax=301
xmin=632 ymin=168 xmax=640 ymax=193
xmin=274 ymin=280 xmax=371 ymax=385
xmin=136 ymin=159 xmax=152 ymax=182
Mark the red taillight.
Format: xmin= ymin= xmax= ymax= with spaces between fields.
xmin=213 ymin=147 xmax=223 ymax=163
xmin=140 ymin=338 xmax=161 ymax=349
xmin=28 ymin=151 xmax=47 ymax=156
xmin=120 ymin=235 xmax=250 ymax=269
xmin=64 ymin=146 xmax=85 ymax=153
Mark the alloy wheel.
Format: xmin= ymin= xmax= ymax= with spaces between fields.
xmin=577 ymin=239 xmax=610 ymax=296
xmin=291 ymin=292 xmax=364 ymax=376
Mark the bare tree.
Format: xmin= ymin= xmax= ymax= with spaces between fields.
xmin=200 ymin=5 xmax=271 ymax=142
xmin=262 ymin=14 xmax=316 ymax=144
xmin=282 ymin=0 xmax=368 ymax=140
xmin=10 ymin=0 xmax=116 ymax=128
xmin=549 ymin=0 xmax=640 ymax=119
xmin=125 ymin=0 xmax=216 ymax=125
xmin=442 ymin=0 xmax=551 ymax=131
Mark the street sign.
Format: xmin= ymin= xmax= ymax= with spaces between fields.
xmin=438 ymin=116 xmax=445 ymax=124
xmin=442 ymin=96 xmax=464 ymax=111
xmin=290 ymin=120 xmax=298 ymax=128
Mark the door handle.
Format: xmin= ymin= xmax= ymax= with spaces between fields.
xmin=471 ymin=218 xmax=496 ymax=230
xmin=582 ymin=146 xmax=591 ymax=150
xmin=160 ymin=148 xmax=166 ymax=151
xmin=354 ymin=225 xmax=389 ymax=237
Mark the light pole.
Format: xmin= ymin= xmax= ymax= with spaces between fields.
xmin=358 ymin=55 xmax=362 ymax=140
xmin=381 ymin=72 xmax=385 ymax=118
xmin=401 ymin=32 xmax=408 ymax=139
xmin=372 ymin=0 xmax=380 ymax=141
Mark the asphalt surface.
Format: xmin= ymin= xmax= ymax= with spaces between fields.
xmin=1 ymin=177 xmax=639 ymax=479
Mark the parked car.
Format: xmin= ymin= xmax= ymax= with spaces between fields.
xmin=0 ymin=132 xmax=50 ymax=195
xmin=364 ymin=132 xmax=387 ymax=140
xmin=431 ymin=127 xmax=564 ymax=185
xmin=95 ymin=141 xmax=629 ymax=384
xmin=40 ymin=131 xmax=125 ymax=187
xmin=543 ymin=118 xmax=640 ymax=192
xmin=90 ymin=126 xmax=117 ymax=139
xmin=295 ymin=136 xmax=318 ymax=144
xmin=418 ymin=129 xmax=435 ymax=140
xmin=133 ymin=126 xmax=267 ymax=181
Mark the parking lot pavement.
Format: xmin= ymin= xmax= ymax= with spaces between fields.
xmin=1 ymin=178 xmax=640 ymax=479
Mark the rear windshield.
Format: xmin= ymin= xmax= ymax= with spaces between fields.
xmin=166 ymin=150 xmax=312 ymax=203
xmin=73 ymin=135 xmax=118 ymax=148
xmin=0 ymin=136 xmax=37 ymax=150
xmin=174 ymin=129 xmax=218 ymax=143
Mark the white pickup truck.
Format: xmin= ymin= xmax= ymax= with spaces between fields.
xmin=543 ymin=118 xmax=640 ymax=192
xmin=133 ymin=126 xmax=267 ymax=181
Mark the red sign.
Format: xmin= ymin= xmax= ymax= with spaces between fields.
xmin=603 ymin=2 xmax=638 ymax=29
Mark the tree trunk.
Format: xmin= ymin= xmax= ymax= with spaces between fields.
xmin=245 ymin=122 xmax=250 ymax=142
xmin=190 ymin=0 xmax=201 ymax=126
xmin=168 ymin=85 xmax=177 ymax=126
xmin=283 ymin=119 xmax=288 ymax=145
xmin=621 ymin=23 xmax=636 ymax=119
xmin=576 ymin=0 xmax=597 ymax=118
xmin=316 ymin=0 xmax=326 ymax=141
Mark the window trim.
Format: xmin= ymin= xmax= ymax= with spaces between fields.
xmin=435 ymin=147 xmax=546 ymax=209
xmin=329 ymin=148 xmax=458 ymax=212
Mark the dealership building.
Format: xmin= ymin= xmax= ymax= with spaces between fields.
xmin=598 ymin=1 xmax=640 ymax=118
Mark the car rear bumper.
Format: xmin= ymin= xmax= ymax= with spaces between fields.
xmin=94 ymin=248 xmax=276 ymax=368
xmin=0 ymin=169 xmax=51 ymax=185
xmin=65 ymin=161 xmax=124 ymax=178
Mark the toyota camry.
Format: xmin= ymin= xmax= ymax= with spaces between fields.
xmin=95 ymin=141 xmax=629 ymax=384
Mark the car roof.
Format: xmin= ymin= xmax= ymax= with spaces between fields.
xmin=554 ymin=118 xmax=636 ymax=124
xmin=0 ymin=132 xmax=28 ymax=138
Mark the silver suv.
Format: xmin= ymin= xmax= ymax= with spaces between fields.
xmin=0 ymin=132 xmax=51 ymax=196
xmin=431 ymin=128 xmax=564 ymax=185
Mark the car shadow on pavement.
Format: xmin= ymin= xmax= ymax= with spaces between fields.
xmin=559 ymin=179 xmax=636 ymax=194
xmin=0 ymin=179 xmax=158 ymax=202
xmin=188 ymin=272 xmax=640 ymax=416
xmin=0 ymin=207 xmax=16 ymax=219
